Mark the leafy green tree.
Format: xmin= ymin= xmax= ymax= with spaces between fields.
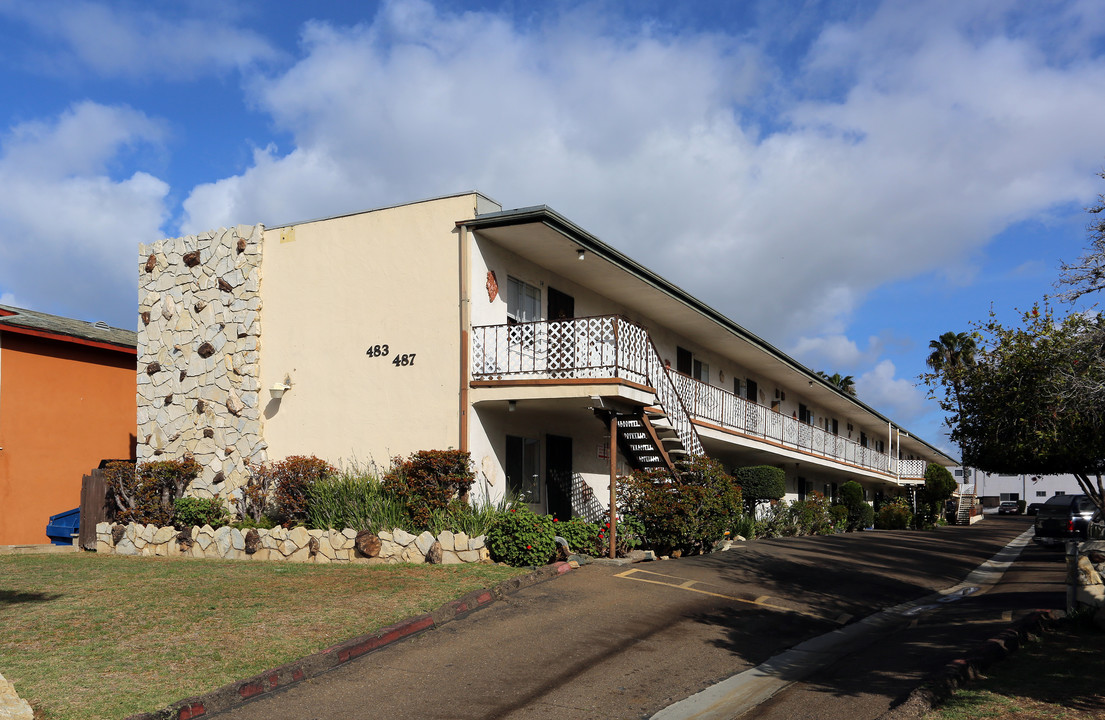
xmin=925 ymin=306 xmax=1105 ymax=513
xmin=915 ymin=463 xmax=956 ymax=528
xmin=733 ymin=465 xmax=785 ymax=516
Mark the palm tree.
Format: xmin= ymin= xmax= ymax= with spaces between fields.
xmin=926 ymin=331 xmax=977 ymax=414
xmin=816 ymin=371 xmax=857 ymax=396
xmin=831 ymin=373 xmax=857 ymax=396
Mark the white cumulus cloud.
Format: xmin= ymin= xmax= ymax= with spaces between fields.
xmin=0 ymin=101 xmax=169 ymax=325
xmin=856 ymin=359 xmax=928 ymax=423
xmin=178 ymin=0 xmax=1105 ymax=346
xmin=2 ymin=0 xmax=280 ymax=79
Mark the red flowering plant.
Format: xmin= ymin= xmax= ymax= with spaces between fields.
xmin=486 ymin=504 xmax=556 ymax=566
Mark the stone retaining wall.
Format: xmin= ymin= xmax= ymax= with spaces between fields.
xmin=1071 ymin=539 xmax=1105 ymax=615
xmin=95 ymin=522 xmax=489 ymax=565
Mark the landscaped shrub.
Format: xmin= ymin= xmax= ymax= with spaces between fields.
xmin=789 ymin=492 xmax=836 ymax=535
xmin=173 ymin=496 xmax=230 ymax=530
xmin=383 ymin=450 xmax=476 ymax=529
xmin=306 ymin=471 xmax=405 ymax=533
xmin=611 ymin=515 xmax=644 ymax=556
xmin=556 ymin=517 xmax=602 ymax=556
xmin=838 ymin=481 xmax=873 ymax=532
xmin=875 ymin=497 xmax=913 ymax=530
xmin=264 ymin=455 xmax=336 ymax=527
xmin=859 ymin=502 xmax=875 ymax=529
xmin=618 ymin=456 xmax=741 ymax=555
xmin=830 ymin=504 xmax=849 ymax=531
xmin=754 ymin=501 xmax=798 ymax=538
xmin=104 ymin=457 xmax=200 ymax=526
xmin=238 ymin=460 xmax=277 ymax=524
xmin=733 ymin=465 xmax=785 ymax=516
xmin=731 ymin=513 xmax=757 ymax=540
xmin=486 ymin=505 xmax=557 ymax=566
xmin=914 ymin=463 xmax=957 ymax=529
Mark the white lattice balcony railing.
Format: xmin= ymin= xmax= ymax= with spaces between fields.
xmin=670 ymin=373 xmax=926 ymax=480
xmin=471 ymin=315 xmax=703 ymax=456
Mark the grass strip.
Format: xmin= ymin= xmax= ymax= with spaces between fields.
xmin=925 ymin=615 xmax=1105 ymax=720
xmin=0 ymin=553 xmax=525 ymax=720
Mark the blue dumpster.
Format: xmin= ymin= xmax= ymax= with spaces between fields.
xmin=46 ymin=508 xmax=80 ymax=546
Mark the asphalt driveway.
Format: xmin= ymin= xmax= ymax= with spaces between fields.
xmin=209 ymin=517 xmax=1047 ymax=720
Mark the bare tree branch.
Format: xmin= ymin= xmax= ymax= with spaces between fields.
xmin=1056 ymin=170 xmax=1105 ymax=302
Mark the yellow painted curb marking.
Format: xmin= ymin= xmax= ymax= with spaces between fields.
xmin=614 ymin=568 xmax=829 ymax=621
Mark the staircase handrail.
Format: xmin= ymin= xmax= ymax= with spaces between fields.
xmin=634 ymin=331 xmax=703 ymax=457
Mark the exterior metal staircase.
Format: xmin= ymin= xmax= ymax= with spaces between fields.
xmin=613 ymin=412 xmax=675 ymax=473
xmin=955 ymin=493 xmax=977 ymax=525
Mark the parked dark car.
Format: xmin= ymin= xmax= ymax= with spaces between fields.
xmin=998 ymin=500 xmax=1020 ymax=515
xmin=1033 ymin=495 xmax=1099 ymax=545
xmin=1026 ymin=502 xmax=1043 ymax=516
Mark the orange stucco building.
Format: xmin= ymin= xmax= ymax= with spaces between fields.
xmin=0 ymin=305 xmax=135 ymax=545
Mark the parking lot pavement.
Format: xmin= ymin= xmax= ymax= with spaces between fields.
xmin=207 ymin=517 xmax=1043 ymax=720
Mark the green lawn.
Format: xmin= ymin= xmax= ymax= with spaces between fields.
xmin=924 ymin=615 xmax=1105 ymax=720
xmin=0 ymin=553 xmax=525 ymax=720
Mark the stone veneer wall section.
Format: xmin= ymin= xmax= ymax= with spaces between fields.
xmin=94 ymin=522 xmax=490 ymax=565
xmin=137 ymin=225 xmax=265 ymax=499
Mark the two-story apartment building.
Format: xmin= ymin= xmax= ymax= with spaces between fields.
xmin=135 ymin=192 xmax=952 ymax=520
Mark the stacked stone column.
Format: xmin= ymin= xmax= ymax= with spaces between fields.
xmin=137 ymin=225 xmax=265 ymax=500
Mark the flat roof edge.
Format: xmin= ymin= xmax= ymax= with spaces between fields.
xmin=266 ymin=190 xmax=501 ymax=230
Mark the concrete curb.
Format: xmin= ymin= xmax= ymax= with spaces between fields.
xmin=126 ymin=561 xmax=574 ymax=720
xmin=878 ymin=609 xmax=1060 ymax=720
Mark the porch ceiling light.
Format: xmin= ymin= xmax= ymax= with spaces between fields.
xmin=577 ymin=248 xmax=585 ymax=261
xmin=508 ymin=400 xmax=517 ymax=412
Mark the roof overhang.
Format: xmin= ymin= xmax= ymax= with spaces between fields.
xmin=461 ymin=206 xmax=956 ymax=466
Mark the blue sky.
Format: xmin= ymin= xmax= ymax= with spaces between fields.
xmin=1 ymin=0 xmax=1103 ymax=455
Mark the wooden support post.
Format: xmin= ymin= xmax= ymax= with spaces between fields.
xmin=609 ymin=412 xmax=617 ymax=559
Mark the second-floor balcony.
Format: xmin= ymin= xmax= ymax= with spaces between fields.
xmin=470 ymin=315 xmax=926 ymax=481
xmin=670 ymin=374 xmax=926 ymax=480
xmin=471 ymin=315 xmax=703 ymax=455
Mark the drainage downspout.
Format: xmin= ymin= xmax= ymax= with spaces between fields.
xmin=459 ymin=224 xmax=470 ymax=454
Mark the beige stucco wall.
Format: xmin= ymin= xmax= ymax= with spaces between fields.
xmin=259 ymin=194 xmax=489 ymax=470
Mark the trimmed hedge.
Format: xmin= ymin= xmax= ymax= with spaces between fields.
xmin=734 ymin=465 xmax=785 ymax=515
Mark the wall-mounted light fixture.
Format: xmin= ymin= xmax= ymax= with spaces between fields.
xmin=269 ymin=382 xmax=292 ymax=400
xmin=508 ymin=400 xmax=517 ymax=412
xmin=577 ymin=248 xmax=586 ymax=261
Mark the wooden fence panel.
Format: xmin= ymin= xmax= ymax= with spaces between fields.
xmin=78 ymin=468 xmax=108 ymax=550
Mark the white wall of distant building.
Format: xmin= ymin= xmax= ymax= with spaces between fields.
xmin=949 ymin=466 xmax=1086 ymax=506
